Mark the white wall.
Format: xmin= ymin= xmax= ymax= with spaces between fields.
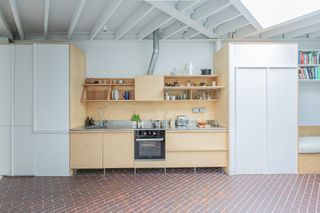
xmin=76 ymin=41 xmax=214 ymax=77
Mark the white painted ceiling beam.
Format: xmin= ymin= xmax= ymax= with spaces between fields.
xmin=162 ymin=0 xmax=230 ymax=40
xmin=205 ymin=6 xmax=240 ymax=29
xmin=137 ymin=13 xmax=171 ymax=40
xmin=229 ymin=0 xmax=262 ymax=31
xmin=90 ymin=0 xmax=124 ymax=40
xmin=139 ymin=0 xmax=201 ymax=40
xmin=176 ymin=0 xmax=202 ymax=11
xmin=233 ymin=25 xmax=256 ymax=39
xmin=146 ymin=1 xmax=218 ymax=38
xmin=67 ymin=0 xmax=86 ymax=39
xmin=0 ymin=8 xmax=13 ymax=40
xmin=161 ymin=22 xmax=186 ymax=39
xmin=285 ymin=23 xmax=320 ymax=38
xmin=182 ymin=28 xmax=199 ymax=39
xmin=215 ymin=16 xmax=249 ymax=35
xmin=260 ymin=14 xmax=320 ymax=38
xmin=309 ymin=30 xmax=320 ymax=39
xmin=8 ymin=0 xmax=24 ymax=40
xmin=191 ymin=0 xmax=230 ymax=21
xmin=44 ymin=0 xmax=50 ymax=39
xmin=115 ymin=3 xmax=154 ymax=40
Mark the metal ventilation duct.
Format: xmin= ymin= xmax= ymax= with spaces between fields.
xmin=147 ymin=29 xmax=159 ymax=75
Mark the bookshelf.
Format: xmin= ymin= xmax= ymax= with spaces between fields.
xmin=298 ymin=49 xmax=320 ymax=81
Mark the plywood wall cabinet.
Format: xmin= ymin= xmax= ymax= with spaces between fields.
xmin=70 ymin=45 xmax=86 ymax=129
xmin=135 ymin=76 xmax=164 ymax=101
xmin=70 ymin=132 xmax=103 ymax=169
xmin=103 ymin=132 xmax=134 ymax=168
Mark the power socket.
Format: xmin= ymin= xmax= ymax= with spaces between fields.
xmin=199 ymin=107 xmax=207 ymax=113
xmin=192 ymin=108 xmax=200 ymax=113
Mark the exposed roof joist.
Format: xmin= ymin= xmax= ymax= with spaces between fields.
xmin=285 ymin=23 xmax=320 ymax=38
xmin=115 ymin=3 xmax=154 ymax=40
xmin=90 ymin=0 xmax=124 ymax=40
xmin=215 ymin=16 xmax=250 ymax=35
xmin=229 ymin=0 xmax=262 ymax=31
xmin=8 ymin=0 xmax=24 ymax=40
xmin=67 ymin=0 xmax=86 ymax=40
xmin=0 ymin=8 xmax=13 ymax=40
xmin=146 ymin=1 xmax=218 ymax=39
xmin=138 ymin=0 xmax=201 ymax=40
xmin=44 ymin=0 xmax=50 ymax=39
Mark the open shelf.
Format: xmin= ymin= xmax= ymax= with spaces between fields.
xmin=81 ymin=78 xmax=135 ymax=102
xmin=164 ymin=86 xmax=225 ymax=90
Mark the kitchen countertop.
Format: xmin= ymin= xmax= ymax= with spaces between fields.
xmin=70 ymin=124 xmax=228 ymax=132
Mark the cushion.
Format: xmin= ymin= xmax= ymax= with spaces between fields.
xmin=299 ymin=137 xmax=320 ymax=153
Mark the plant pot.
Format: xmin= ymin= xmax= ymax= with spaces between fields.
xmin=201 ymin=69 xmax=212 ymax=75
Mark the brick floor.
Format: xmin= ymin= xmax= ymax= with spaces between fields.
xmin=0 ymin=168 xmax=319 ymax=213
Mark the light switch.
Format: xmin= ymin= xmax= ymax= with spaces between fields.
xmin=192 ymin=108 xmax=200 ymax=113
xmin=199 ymin=107 xmax=207 ymax=113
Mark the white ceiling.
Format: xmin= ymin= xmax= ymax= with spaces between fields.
xmin=0 ymin=0 xmax=320 ymax=41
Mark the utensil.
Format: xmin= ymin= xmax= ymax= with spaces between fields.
xmin=112 ymin=89 xmax=119 ymax=100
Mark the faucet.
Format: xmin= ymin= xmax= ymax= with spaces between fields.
xmin=98 ymin=108 xmax=104 ymax=127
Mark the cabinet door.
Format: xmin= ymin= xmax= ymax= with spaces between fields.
xmin=14 ymin=126 xmax=34 ymax=175
xmin=70 ymin=133 xmax=103 ymax=169
xmin=14 ymin=45 xmax=33 ymax=125
xmin=135 ymin=76 xmax=164 ymax=101
xmin=103 ymin=132 xmax=134 ymax=168
xmin=235 ymin=68 xmax=267 ymax=174
xmin=0 ymin=45 xmax=13 ymax=126
xmin=266 ymin=68 xmax=297 ymax=174
xmin=34 ymin=44 xmax=69 ymax=131
xmin=0 ymin=127 xmax=11 ymax=175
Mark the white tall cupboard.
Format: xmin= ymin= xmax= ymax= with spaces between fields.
xmin=12 ymin=44 xmax=70 ymax=176
xmin=214 ymin=43 xmax=298 ymax=175
xmin=0 ymin=45 xmax=13 ymax=176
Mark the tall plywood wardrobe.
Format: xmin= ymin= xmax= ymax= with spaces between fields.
xmin=214 ymin=43 xmax=298 ymax=175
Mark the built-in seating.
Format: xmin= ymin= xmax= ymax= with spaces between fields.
xmin=299 ymin=134 xmax=320 ymax=174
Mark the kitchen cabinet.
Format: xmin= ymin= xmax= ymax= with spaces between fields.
xmin=135 ymin=76 xmax=164 ymax=101
xmin=0 ymin=45 xmax=13 ymax=176
xmin=166 ymin=131 xmax=228 ymax=168
xmin=103 ymin=132 xmax=134 ymax=168
xmin=214 ymin=43 xmax=298 ymax=175
xmin=34 ymin=44 xmax=69 ymax=131
xmin=70 ymin=132 xmax=103 ymax=169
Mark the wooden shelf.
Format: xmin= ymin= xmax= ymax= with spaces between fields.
xmin=164 ymin=75 xmax=219 ymax=78
xmin=83 ymin=83 xmax=134 ymax=86
xmin=162 ymin=99 xmax=219 ymax=102
xmin=164 ymin=86 xmax=225 ymax=90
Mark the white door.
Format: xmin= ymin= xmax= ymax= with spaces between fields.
xmin=266 ymin=68 xmax=297 ymax=173
xmin=14 ymin=45 xmax=34 ymax=175
xmin=235 ymin=68 xmax=267 ymax=174
xmin=0 ymin=45 xmax=13 ymax=176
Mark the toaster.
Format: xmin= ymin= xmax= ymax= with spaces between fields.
xmin=175 ymin=115 xmax=189 ymax=126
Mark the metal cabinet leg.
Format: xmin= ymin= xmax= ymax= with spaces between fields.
xmin=134 ymin=168 xmax=136 ymax=174
xmin=194 ymin=167 xmax=197 ymax=174
xmin=103 ymin=169 xmax=106 ymax=175
xmin=164 ymin=168 xmax=167 ymax=174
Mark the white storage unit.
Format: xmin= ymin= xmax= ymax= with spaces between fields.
xmin=33 ymin=44 xmax=70 ymax=176
xmin=0 ymin=45 xmax=13 ymax=176
xmin=14 ymin=45 xmax=34 ymax=175
xmin=215 ymin=43 xmax=298 ymax=175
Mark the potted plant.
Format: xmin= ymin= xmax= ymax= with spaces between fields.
xmin=131 ymin=114 xmax=141 ymax=129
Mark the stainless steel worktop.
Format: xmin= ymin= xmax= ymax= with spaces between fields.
xmin=70 ymin=120 xmax=228 ymax=132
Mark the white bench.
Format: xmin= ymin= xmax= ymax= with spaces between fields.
xmin=299 ymin=137 xmax=320 ymax=173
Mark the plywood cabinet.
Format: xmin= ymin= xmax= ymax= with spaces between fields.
xmin=103 ymin=132 xmax=134 ymax=168
xmin=166 ymin=131 xmax=228 ymax=168
xmin=70 ymin=132 xmax=103 ymax=169
xmin=135 ymin=76 xmax=164 ymax=101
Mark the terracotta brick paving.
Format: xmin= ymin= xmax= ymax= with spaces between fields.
xmin=0 ymin=169 xmax=319 ymax=213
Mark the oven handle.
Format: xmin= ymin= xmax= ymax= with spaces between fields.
xmin=135 ymin=138 xmax=164 ymax=142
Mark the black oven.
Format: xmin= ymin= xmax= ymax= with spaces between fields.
xmin=135 ymin=130 xmax=165 ymax=160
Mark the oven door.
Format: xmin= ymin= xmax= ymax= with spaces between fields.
xmin=135 ymin=138 xmax=165 ymax=159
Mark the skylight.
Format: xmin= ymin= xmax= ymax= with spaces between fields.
xmin=240 ymin=0 xmax=320 ymax=29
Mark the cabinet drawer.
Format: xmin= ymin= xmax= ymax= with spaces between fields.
xmin=166 ymin=151 xmax=227 ymax=167
xmin=167 ymin=132 xmax=227 ymax=150
xmin=70 ymin=133 xmax=103 ymax=169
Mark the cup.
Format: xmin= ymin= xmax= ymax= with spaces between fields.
xmin=212 ymin=81 xmax=216 ymax=86
xmin=171 ymin=95 xmax=176 ymax=100
xmin=123 ymin=91 xmax=130 ymax=100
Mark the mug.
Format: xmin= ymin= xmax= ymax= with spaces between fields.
xmin=123 ymin=91 xmax=130 ymax=100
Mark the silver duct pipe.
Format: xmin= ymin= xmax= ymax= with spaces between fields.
xmin=147 ymin=29 xmax=159 ymax=75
